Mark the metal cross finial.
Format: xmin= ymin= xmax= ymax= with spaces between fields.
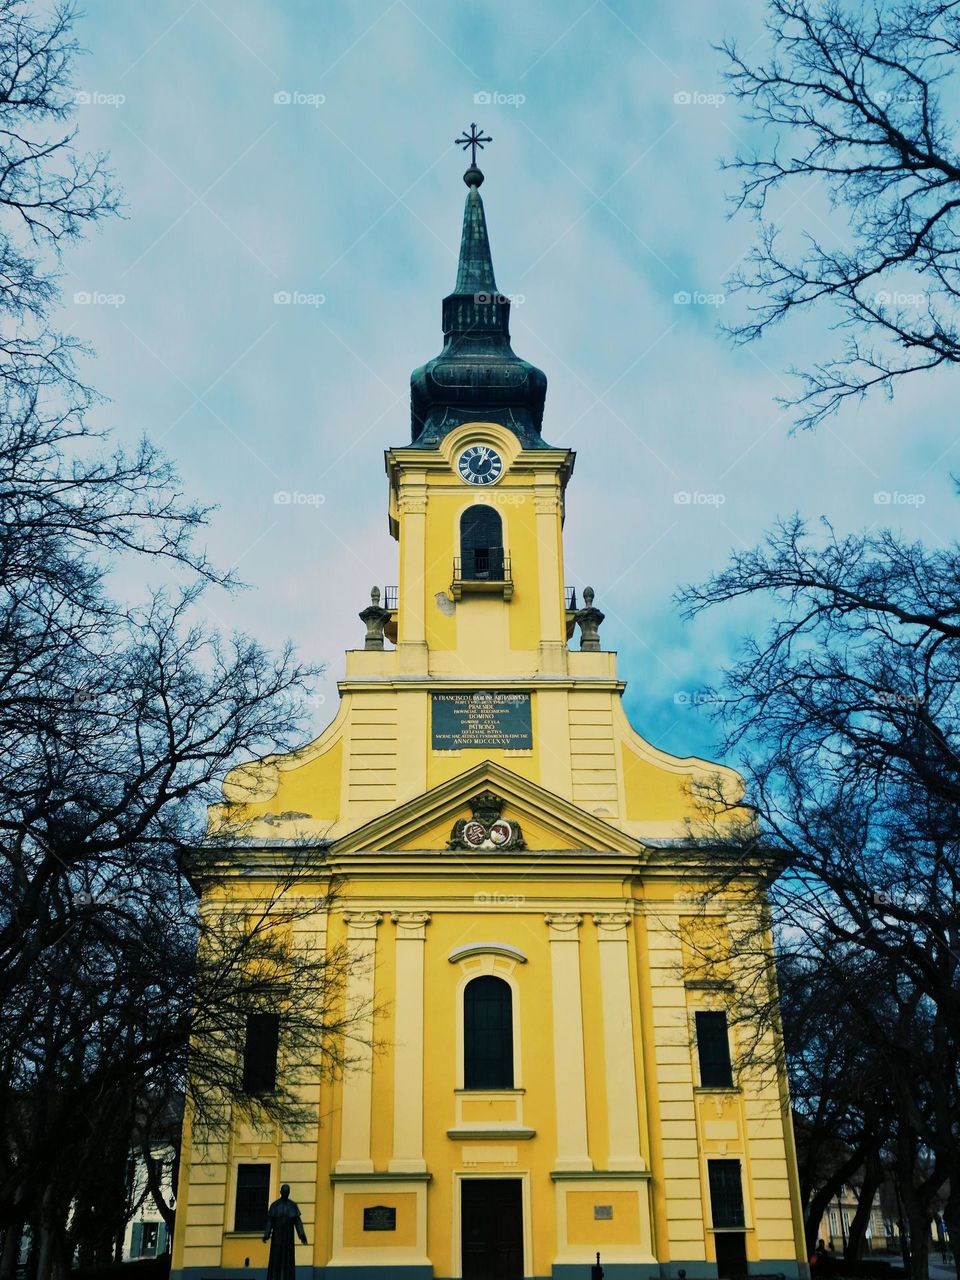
xmin=455 ymin=122 xmax=492 ymax=167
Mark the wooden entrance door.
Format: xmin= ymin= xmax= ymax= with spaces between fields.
xmin=715 ymin=1231 xmax=748 ymax=1279
xmin=461 ymin=1178 xmax=523 ymax=1280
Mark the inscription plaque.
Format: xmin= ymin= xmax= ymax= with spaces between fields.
xmin=363 ymin=1206 xmax=396 ymax=1232
xmin=594 ymin=1205 xmax=614 ymax=1221
xmin=431 ymin=691 xmax=532 ymax=750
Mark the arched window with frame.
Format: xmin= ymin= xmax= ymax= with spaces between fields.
xmin=463 ymin=974 xmax=514 ymax=1088
xmin=460 ymin=506 xmax=504 ymax=581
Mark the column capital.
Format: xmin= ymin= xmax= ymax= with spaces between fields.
xmin=392 ymin=910 xmax=431 ymax=940
xmin=398 ymin=487 xmax=428 ymax=515
xmin=593 ymin=910 xmax=633 ymax=937
xmin=342 ymin=910 xmax=382 ymax=939
xmin=544 ymin=911 xmax=582 ymax=940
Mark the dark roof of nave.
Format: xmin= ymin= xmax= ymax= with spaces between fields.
xmin=408 ymin=164 xmax=550 ymax=449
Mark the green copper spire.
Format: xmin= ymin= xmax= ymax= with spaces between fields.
xmin=408 ymin=142 xmax=549 ymax=448
xmin=454 ymin=168 xmax=498 ymax=296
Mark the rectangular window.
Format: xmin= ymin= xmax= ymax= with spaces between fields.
xmin=696 ymin=1011 xmax=733 ymax=1088
xmin=234 ymin=1164 xmax=271 ymax=1232
xmin=708 ymin=1159 xmax=745 ymax=1229
xmin=243 ymin=1012 xmax=280 ymax=1094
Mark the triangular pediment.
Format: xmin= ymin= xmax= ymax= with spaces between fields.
xmin=331 ymin=760 xmax=645 ymax=856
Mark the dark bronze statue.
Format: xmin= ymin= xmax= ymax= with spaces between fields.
xmin=263 ymin=1184 xmax=307 ymax=1280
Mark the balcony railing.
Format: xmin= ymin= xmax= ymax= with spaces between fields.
xmin=452 ymin=552 xmax=513 ymax=600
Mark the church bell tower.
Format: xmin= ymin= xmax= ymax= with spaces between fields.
xmin=387 ymin=137 xmax=576 ymax=683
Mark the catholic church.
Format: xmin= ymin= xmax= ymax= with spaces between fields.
xmin=170 ymin=133 xmax=807 ymax=1280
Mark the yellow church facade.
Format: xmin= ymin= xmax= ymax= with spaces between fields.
xmin=171 ymin=145 xmax=808 ymax=1280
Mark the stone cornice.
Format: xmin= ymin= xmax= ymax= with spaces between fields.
xmin=330 ymin=1171 xmax=432 ymax=1183
xmin=337 ymin=675 xmax=627 ymax=694
xmin=190 ymin=845 xmax=777 ymax=890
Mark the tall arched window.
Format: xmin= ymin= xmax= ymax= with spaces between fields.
xmin=463 ymin=975 xmax=514 ymax=1088
xmin=460 ymin=506 xmax=504 ymax=581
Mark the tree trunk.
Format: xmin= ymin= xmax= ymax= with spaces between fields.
xmin=143 ymin=1145 xmax=177 ymax=1233
xmin=846 ymin=1155 xmax=882 ymax=1262
xmin=0 ymin=1224 xmax=23 ymax=1280
xmin=894 ymin=1178 xmax=912 ymax=1273
xmin=34 ymin=1186 xmax=71 ymax=1280
xmin=804 ymin=1146 xmax=867 ymax=1254
xmin=941 ymin=1192 xmax=960 ymax=1272
xmin=899 ymin=1183 xmax=930 ymax=1280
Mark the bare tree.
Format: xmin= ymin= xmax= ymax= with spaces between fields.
xmin=721 ymin=0 xmax=960 ymax=426
xmin=0 ymin=5 xmax=366 ymax=1279
xmin=678 ymin=517 xmax=960 ymax=1278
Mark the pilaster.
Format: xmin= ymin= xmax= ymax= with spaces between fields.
xmin=544 ymin=912 xmax=592 ymax=1171
xmin=335 ymin=910 xmax=382 ymax=1175
xmin=389 ymin=911 xmax=431 ymax=1173
xmin=594 ymin=910 xmax=644 ymax=1171
xmin=397 ymin=480 xmax=429 ymax=673
xmin=533 ymin=480 xmax=565 ymax=652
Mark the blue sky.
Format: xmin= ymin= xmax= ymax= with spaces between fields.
xmin=62 ymin=0 xmax=956 ymax=768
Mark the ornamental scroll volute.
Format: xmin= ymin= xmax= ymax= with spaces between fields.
xmin=447 ymin=790 xmax=526 ymax=852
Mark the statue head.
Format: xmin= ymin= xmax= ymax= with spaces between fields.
xmin=280 ymin=1184 xmax=290 ymax=1199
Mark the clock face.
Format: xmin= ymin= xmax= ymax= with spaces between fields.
xmin=457 ymin=444 xmax=503 ymax=486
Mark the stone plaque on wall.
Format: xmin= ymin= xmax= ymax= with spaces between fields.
xmin=363 ymin=1205 xmax=396 ymax=1232
xmin=594 ymin=1204 xmax=613 ymax=1220
xmin=431 ymin=691 xmax=532 ymax=750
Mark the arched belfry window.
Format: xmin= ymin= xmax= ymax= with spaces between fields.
xmin=463 ymin=974 xmax=514 ymax=1088
xmin=460 ymin=506 xmax=504 ymax=582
